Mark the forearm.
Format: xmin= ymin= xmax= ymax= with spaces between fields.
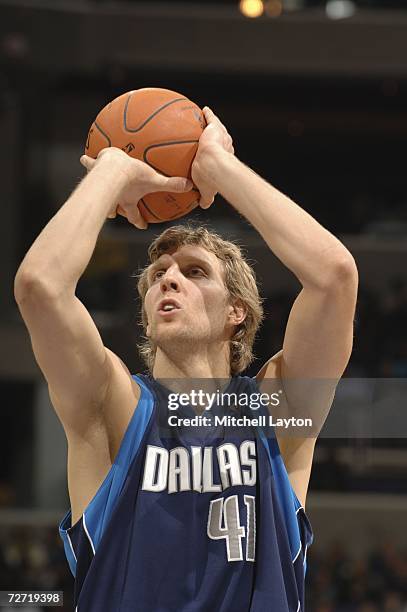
xmin=15 ymin=162 xmax=127 ymax=295
xmin=211 ymin=152 xmax=355 ymax=289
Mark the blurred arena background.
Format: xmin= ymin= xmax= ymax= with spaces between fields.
xmin=1 ymin=0 xmax=407 ymax=610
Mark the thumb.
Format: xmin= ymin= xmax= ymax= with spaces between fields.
xmin=80 ymin=155 xmax=96 ymax=172
xmin=160 ymin=176 xmax=193 ymax=193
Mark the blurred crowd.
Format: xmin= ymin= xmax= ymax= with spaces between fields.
xmin=1 ymin=526 xmax=406 ymax=611
xmin=0 ymin=526 xmax=73 ymax=611
xmin=307 ymin=540 xmax=407 ymax=612
xmin=255 ymin=277 xmax=407 ymax=379
xmin=353 ymin=280 xmax=407 ymax=378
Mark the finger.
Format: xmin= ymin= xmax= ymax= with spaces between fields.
xmin=116 ymin=204 xmax=127 ymax=217
xmin=155 ymin=176 xmax=193 ymax=193
xmin=203 ymin=106 xmax=224 ymax=129
xmin=208 ymin=110 xmax=229 ymax=135
xmin=97 ymin=146 xmax=121 ymax=161
xmin=199 ymin=196 xmax=215 ymax=210
xmin=203 ymin=106 xmax=216 ymax=120
xmin=199 ymin=190 xmax=216 ymax=210
xmin=127 ymin=204 xmax=148 ymax=230
xmin=107 ymin=206 xmax=118 ymax=219
xmin=202 ymin=107 xmax=217 ymax=126
xmin=80 ymin=155 xmax=96 ymax=172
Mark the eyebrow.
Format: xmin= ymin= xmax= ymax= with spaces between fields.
xmin=147 ymin=254 xmax=214 ymax=279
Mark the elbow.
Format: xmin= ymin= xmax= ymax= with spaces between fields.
xmin=14 ymin=270 xmax=40 ymax=305
xmin=14 ymin=269 xmax=32 ymax=304
xmin=324 ymin=253 xmax=359 ymax=293
xmin=333 ymin=253 xmax=358 ymax=283
xmin=14 ymin=269 xmax=58 ymax=305
xmin=304 ymin=251 xmax=358 ymax=293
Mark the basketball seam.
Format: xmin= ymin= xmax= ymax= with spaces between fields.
xmin=94 ymin=121 xmax=112 ymax=147
xmin=140 ymin=196 xmax=199 ymax=222
xmin=123 ymin=94 xmax=189 ymax=133
xmin=140 ymin=198 xmax=163 ymax=221
xmin=143 ymin=139 xmax=199 ymax=176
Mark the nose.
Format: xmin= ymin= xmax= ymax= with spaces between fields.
xmin=160 ymin=268 xmax=181 ymax=293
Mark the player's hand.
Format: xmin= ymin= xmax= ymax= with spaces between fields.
xmin=80 ymin=147 xmax=193 ymax=229
xmin=192 ymin=107 xmax=235 ymax=209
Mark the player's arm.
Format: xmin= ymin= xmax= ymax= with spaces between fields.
xmin=192 ymin=109 xmax=358 ymax=506
xmin=14 ymin=147 xmax=192 ymax=437
xmin=15 ymin=149 xmax=193 ymax=522
xmin=14 ymin=154 xmax=130 ymax=431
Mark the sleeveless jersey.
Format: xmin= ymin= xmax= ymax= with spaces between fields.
xmin=59 ymin=374 xmax=313 ymax=611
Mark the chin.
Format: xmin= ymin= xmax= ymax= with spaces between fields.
xmin=153 ymin=325 xmax=206 ymax=348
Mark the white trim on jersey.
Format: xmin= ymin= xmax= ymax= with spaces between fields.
xmin=303 ymin=543 xmax=308 ymax=567
xmin=82 ymin=512 xmax=96 ymax=555
xmin=292 ymin=541 xmax=302 ymax=564
xmin=66 ymin=531 xmax=77 ymax=562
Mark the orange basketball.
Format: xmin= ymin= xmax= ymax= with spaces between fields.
xmin=85 ymin=88 xmax=205 ymax=223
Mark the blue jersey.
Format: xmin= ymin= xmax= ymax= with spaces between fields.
xmin=60 ymin=374 xmax=313 ymax=611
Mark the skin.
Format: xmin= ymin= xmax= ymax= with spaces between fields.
xmin=143 ymin=244 xmax=246 ymax=380
xmin=15 ymin=106 xmax=358 ymax=524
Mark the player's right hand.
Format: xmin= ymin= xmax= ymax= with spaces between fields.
xmin=80 ymin=147 xmax=193 ymax=229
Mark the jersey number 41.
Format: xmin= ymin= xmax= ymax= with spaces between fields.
xmin=207 ymin=494 xmax=256 ymax=562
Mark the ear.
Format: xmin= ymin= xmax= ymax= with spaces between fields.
xmin=228 ymin=299 xmax=247 ymax=326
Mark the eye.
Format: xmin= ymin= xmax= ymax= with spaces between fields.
xmin=187 ymin=267 xmax=206 ymax=277
xmin=152 ymin=270 xmax=165 ymax=281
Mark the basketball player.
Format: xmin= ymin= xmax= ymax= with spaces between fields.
xmin=14 ymin=107 xmax=358 ymax=611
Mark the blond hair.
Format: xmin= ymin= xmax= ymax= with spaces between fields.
xmin=136 ymin=224 xmax=263 ymax=375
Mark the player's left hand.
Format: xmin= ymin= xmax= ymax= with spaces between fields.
xmin=192 ymin=107 xmax=235 ymax=209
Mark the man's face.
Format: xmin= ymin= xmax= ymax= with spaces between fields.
xmin=144 ymin=245 xmax=235 ymax=352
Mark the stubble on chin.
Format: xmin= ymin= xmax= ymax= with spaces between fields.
xmin=151 ymin=321 xmax=209 ymax=358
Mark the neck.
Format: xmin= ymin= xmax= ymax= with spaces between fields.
xmin=152 ymin=342 xmax=231 ymax=380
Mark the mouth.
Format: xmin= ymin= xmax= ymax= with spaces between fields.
xmin=157 ymin=299 xmax=181 ymax=315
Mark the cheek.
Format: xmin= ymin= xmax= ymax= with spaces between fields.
xmin=143 ymin=288 xmax=155 ymax=321
xmin=202 ymin=289 xmax=228 ymax=318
